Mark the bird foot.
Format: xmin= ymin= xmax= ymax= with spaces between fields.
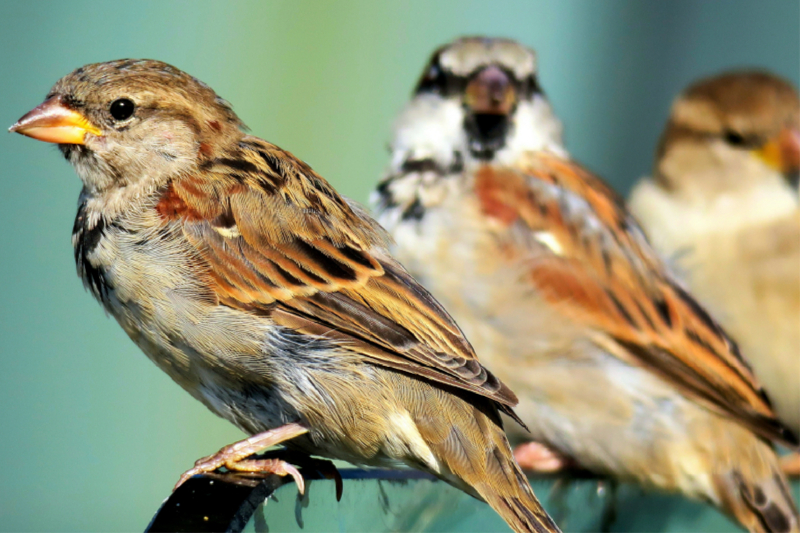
xmin=781 ymin=452 xmax=800 ymax=477
xmin=513 ymin=441 xmax=571 ymax=473
xmin=264 ymin=450 xmax=345 ymax=501
xmin=174 ymin=422 xmax=309 ymax=491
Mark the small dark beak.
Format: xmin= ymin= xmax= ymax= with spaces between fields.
xmin=463 ymin=66 xmax=517 ymax=157
xmin=464 ymin=66 xmax=517 ymax=115
xmin=9 ymin=95 xmax=101 ymax=144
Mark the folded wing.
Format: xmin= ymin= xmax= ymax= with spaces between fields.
xmin=157 ymin=136 xmax=519 ymax=415
xmin=473 ymin=152 xmax=797 ymax=446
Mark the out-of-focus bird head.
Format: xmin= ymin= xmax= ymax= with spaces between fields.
xmin=9 ymin=59 xmax=245 ymax=194
xmin=656 ymin=71 xmax=800 ymax=199
xmin=389 ymin=37 xmax=565 ymax=172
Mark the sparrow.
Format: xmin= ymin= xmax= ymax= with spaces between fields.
xmin=372 ymin=37 xmax=799 ymax=533
xmin=628 ymin=72 xmax=800 ymax=465
xmin=9 ymin=59 xmax=560 ymax=533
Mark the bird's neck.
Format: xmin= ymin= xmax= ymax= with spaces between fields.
xmin=78 ymin=173 xmax=170 ymax=227
xmin=660 ymin=163 xmax=798 ymax=227
xmin=631 ymin=175 xmax=798 ymax=257
xmin=376 ymin=94 xmax=566 ymax=221
xmin=689 ymin=178 xmax=798 ymax=233
xmin=372 ymin=154 xmax=465 ymax=225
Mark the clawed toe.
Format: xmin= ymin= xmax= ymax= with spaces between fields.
xmin=174 ymin=454 xmax=226 ymax=490
xmin=173 ymin=423 xmax=310 ymax=491
xmin=232 ymin=458 xmax=305 ymax=494
xmin=174 ymin=454 xmax=306 ymax=493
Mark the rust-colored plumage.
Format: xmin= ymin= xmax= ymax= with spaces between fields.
xmin=476 ymin=156 xmax=786 ymax=445
xmin=375 ymin=38 xmax=799 ymax=533
xmin=630 ymin=70 xmax=800 ymax=481
xmin=11 ymin=59 xmax=558 ymax=533
xmin=164 ymin=137 xmax=520 ymax=411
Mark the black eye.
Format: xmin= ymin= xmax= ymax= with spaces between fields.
xmin=416 ymin=63 xmax=447 ymax=94
xmin=109 ymin=98 xmax=135 ymax=121
xmin=723 ymin=130 xmax=747 ymax=147
xmin=521 ymin=75 xmax=543 ymax=98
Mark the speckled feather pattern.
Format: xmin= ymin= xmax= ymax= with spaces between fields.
xmin=19 ymin=59 xmax=558 ymax=533
xmin=630 ymin=71 xmax=800 ymax=437
xmin=374 ymin=38 xmax=799 ymax=533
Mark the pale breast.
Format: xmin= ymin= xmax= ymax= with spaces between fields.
xmin=73 ymin=197 xmax=271 ymax=396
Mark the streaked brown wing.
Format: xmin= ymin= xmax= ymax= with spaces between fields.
xmin=158 ymin=135 xmax=518 ymax=411
xmin=272 ymin=257 xmax=517 ymax=407
xmin=474 ymin=153 xmax=797 ymax=446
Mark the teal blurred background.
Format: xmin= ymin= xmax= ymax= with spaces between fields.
xmin=0 ymin=1 xmax=797 ymax=530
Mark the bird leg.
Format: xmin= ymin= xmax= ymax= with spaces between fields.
xmin=174 ymin=422 xmax=309 ymax=491
xmin=781 ymin=452 xmax=800 ymax=477
xmin=513 ymin=441 xmax=572 ymax=473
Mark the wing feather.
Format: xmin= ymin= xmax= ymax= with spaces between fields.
xmin=161 ymin=136 xmax=519 ymax=411
xmin=475 ymin=153 xmax=797 ymax=446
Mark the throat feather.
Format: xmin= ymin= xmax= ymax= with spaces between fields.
xmin=73 ymin=199 xmax=111 ymax=302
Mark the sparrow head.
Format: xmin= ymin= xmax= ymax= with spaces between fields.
xmin=390 ymin=37 xmax=564 ymax=172
xmin=656 ymin=70 xmax=800 ymax=198
xmin=10 ymin=59 xmax=245 ymax=194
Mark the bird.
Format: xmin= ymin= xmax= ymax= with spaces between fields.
xmin=371 ymin=37 xmax=799 ymax=533
xmin=9 ymin=59 xmax=561 ymax=533
xmin=628 ymin=70 xmax=800 ymax=477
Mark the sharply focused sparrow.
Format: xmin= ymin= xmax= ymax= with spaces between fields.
xmin=372 ymin=37 xmax=799 ymax=532
xmin=9 ymin=59 xmax=560 ymax=533
xmin=628 ymin=72 xmax=800 ymax=466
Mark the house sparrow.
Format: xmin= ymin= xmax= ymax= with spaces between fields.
xmin=628 ymin=73 xmax=800 ymax=474
xmin=372 ymin=37 xmax=799 ymax=532
xmin=9 ymin=59 xmax=560 ymax=533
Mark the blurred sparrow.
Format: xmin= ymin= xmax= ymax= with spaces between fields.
xmin=629 ymin=71 xmax=800 ymax=477
xmin=372 ymin=38 xmax=799 ymax=532
xmin=10 ymin=59 xmax=559 ymax=533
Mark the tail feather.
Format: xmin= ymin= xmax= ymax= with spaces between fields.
xmin=475 ymin=443 xmax=558 ymax=533
xmin=419 ymin=394 xmax=560 ymax=533
xmin=478 ymin=481 xmax=559 ymax=533
xmin=716 ymin=450 xmax=799 ymax=533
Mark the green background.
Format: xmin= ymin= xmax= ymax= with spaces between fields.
xmin=0 ymin=1 xmax=798 ymax=531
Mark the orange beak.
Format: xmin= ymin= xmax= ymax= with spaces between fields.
xmin=464 ymin=66 xmax=517 ymax=115
xmin=9 ymin=96 xmax=101 ymax=144
xmin=756 ymin=125 xmax=800 ymax=177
